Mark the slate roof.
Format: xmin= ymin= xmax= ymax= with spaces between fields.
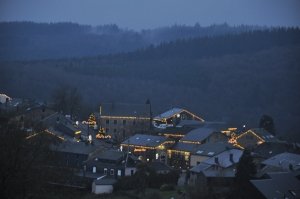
xmin=51 ymin=141 xmax=97 ymax=155
xmin=252 ymin=142 xmax=294 ymax=159
xmin=149 ymin=161 xmax=173 ymax=172
xmin=190 ymin=149 xmax=243 ymax=178
xmin=203 ymin=149 xmax=243 ymax=168
xmin=100 ymin=103 xmax=150 ymax=118
xmin=171 ymin=142 xmax=202 ymax=153
xmin=121 ymin=134 xmax=168 ymax=148
xmin=261 ymin=152 xmax=300 ymax=171
xmin=250 ymin=172 xmax=300 ymax=199
xmin=192 ymin=142 xmax=234 ymax=157
xmin=156 ymin=126 xmax=195 ymax=135
xmin=90 ymin=150 xmax=126 ymax=161
xmin=179 ymin=127 xmax=216 ymax=143
xmin=190 ymin=162 xmax=211 ymax=173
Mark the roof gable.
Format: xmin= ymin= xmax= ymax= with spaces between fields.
xmin=154 ymin=108 xmax=204 ymax=122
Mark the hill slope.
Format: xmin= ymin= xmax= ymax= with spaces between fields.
xmin=1 ymin=28 xmax=300 ymax=140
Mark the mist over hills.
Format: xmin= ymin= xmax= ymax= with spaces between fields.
xmin=1 ymin=23 xmax=300 ymax=140
xmin=0 ymin=22 xmax=263 ymax=61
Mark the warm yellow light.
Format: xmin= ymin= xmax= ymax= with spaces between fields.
xmin=134 ymin=148 xmax=147 ymax=152
xmin=101 ymin=116 xmax=150 ymax=120
xmin=75 ymin=131 xmax=81 ymax=135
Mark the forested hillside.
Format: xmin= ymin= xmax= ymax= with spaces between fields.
xmin=0 ymin=22 xmax=262 ymax=61
xmin=1 ymin=28 xmax=300 ymax=140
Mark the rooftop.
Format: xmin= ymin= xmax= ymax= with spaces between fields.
xmin=154 ymin=107 xmax=204 ymax=121
xmin=251 ymin=172 xmax=300 ymax=199
xmin=192 ymin=142 xmax=234 ymax=156
xmin=51 ymin=141 xmax=97 ymax=155
xmin=121 ymin=134 xmax=168 ymax=148
xmin=179 ymin=127 xmax=217 ymax=143
xmin=261 ymin=152 xmax=300 ymax=171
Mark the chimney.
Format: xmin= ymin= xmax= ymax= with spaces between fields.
xmin=214 ymin=157 xmax=219 ymax=165
xmin=230 ymin=153 xmax=234 ymax=163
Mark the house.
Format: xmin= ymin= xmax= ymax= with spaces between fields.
xmin=148 ymin=161 xmax=173 ymax=174
xmin=230 ymin=128 xmax=277 ymax=149
xmin=153 ymin=107 xmax=204 ymax=129
xmin=167 ymin=127 xmax=228 ymax=168
xmin=190 ymin=142 xmax=234 ymax=167
xmin=179 ymin=127 xmax=228 ymax=144
xmin=121 ymin=134 xmax=174 ymax=163
xmin=252 ymin=141 xmax=300 ymax=165
xmin=257 ymin=152 xmax=300 ymax=176
xmin=250 ymin=172 xmax=300 ymax=199
xmin=84 ymin=150 xmax=139 ymax=179
xmin=99 ymin=103 xmax=151 ymax=141
xmin=92 ymin=176 xmax=117 ymax=194
xmin=51 ymin=140 xmax=98 ymax=169
xmin=156 ymin=126 xmax=195 ymax=141
xmin=188 ymin=149 xmax=243 ymax=187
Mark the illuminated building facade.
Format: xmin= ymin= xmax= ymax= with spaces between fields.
xmin=229 ymin=128 xmax=277 ymax=149
xmin=99 ymin=103 xmax=151 ymax=141
xmin=153 ymin=107 xmax=204 ymax=129
xmin=120 ymin=134 xmax=175 ymax=163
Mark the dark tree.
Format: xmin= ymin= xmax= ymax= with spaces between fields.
xmin=52 ymin=85 xmax=82 ymax=119
xmin=0 ymin=119 xmax=62 ymax=199
xmin=234 ymin=149 xmax=257 ymax=198
xmin=259 ymin=114 xmax=275 ymax=135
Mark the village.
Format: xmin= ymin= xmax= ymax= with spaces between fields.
xmin=0 ymin=93 xmax=300 ymax=199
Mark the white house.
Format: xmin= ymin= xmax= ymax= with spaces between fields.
xmin=92 ymin=176 xmax=117 ymax=195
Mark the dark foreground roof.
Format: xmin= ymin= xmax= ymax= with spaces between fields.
xmin=250 ymin=172 xmax=300 ymax=199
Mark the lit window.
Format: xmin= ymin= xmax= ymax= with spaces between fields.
xmin=110 ymin=169 xmax=114 ymax=175
xmin=117 ymin=170 xmax=122 ymax=176
xmin=104 ymin=168 xmax=107 ymax=175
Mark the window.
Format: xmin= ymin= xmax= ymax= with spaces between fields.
xmin=196 ymin=161 xmax=200 ymax=165
xmin=117 ymin=170 xmax=122 ymax=176
xmin=114 ymin=120 xmax=117 ymax=125
xmin=106 ymin=120 xmax=109 ymax=124
xmin=104 ymin=168 xmax=107 ymax=175
xmin=123 ymin=120 xmax=126 ymax=125
xmin=110 ymin=169 xmax=114 ymax=176
xmin=93 ymin=166 xmax=97 ymax=173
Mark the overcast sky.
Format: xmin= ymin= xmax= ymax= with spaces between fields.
xmin=0 ymin=0 xmax=299 ymax=30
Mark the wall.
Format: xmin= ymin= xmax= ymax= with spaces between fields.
xmin=190 ymin=155 xmax=210 ymax=167
xmin=92 ymin=182 xmax=114 ymax=194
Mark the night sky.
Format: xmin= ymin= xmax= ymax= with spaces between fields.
xmin=0 ymin=0 xmax=300 ymax=30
